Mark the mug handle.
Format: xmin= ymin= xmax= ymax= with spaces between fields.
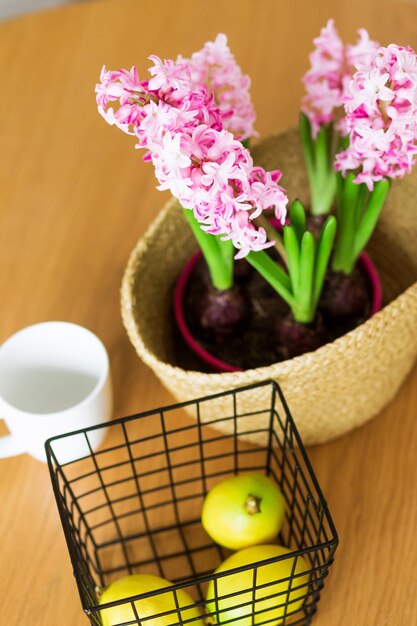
xmin=0 ymin=420 xmax=26 ymax=458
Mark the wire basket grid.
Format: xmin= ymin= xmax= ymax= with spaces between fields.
xmin=46 ymin=380 xmax=338 ymax=626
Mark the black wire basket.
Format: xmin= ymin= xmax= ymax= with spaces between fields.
xmin=46 ymin=380 xmax=338 ymax=626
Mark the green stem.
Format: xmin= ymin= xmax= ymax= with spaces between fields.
xmin=354 ymin=184 xmax=369 ymax=227
xmin=218 ymin=237 xmax=234 ymax=284
xmin=289 ymin=199 xmax=307 ymax=245
xmin=353 ymin=180 xmax=390 ymax=259
xmin=299 ymin=114 xmax=337 ymax=216
xmin=299 ymin=112 xmax=315 ymax=183
xmin=283 ymin=226 xmax=300 ymax=299
xmin=182 ymin=209 xmax=233 ymax=290
xmin=246 ymin=250 xmax=294 ymax=307
xmin=314 ymin=125 xmax=331 ymax=192
xmin=294 ymin=232 xmax=315 ymax=323
xmin=254 ymin=214 xmax=288 ymax=267
xmin=332 ymin=173 xmax=361 ymax=274
xmin=333 ymin=176 xmax=390 ymax=274
xmin=310 ymin=171 xmax=337 ymax=216
xmin=313 ymin=215 xmax=337 ymax=309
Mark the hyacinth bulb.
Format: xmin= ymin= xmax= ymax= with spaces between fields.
xmin=320 ymin=268 xmax=369 ymax=320
xmin=196 ymin=284 xmax=250 ymax=340
xmin=275 ymin=313 xmax=326 ymax=359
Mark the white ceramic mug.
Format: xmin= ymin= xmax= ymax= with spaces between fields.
xmin=0 ymin=322 xmax=112 ymax=463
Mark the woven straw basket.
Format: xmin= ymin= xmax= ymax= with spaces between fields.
xmin=121 ymin=130 xmax=417 ymax=445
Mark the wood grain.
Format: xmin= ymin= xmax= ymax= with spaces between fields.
xmin=0 ymin=1 xmax=416 ymax=624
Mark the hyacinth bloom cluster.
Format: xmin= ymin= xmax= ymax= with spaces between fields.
xmin=152 ymin=125 xmax=287 ymax=258
xmin=302 ymin=20 xmax=379 ymax=137
xmin=178 ymin=33 xmax=257 ymax=140
xmin=335 ymin=44 xmax=417 ymax=190
xmin=299 ymin=21 xmax=379 ymax=217
xmin=96 ymin=36 xmax=287 ymax=259
xmin=153 ymin=127 xmax=287 ymax=258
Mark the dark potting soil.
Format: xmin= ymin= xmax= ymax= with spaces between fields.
xmin=175 ymin=254 xmax=373 ymax=371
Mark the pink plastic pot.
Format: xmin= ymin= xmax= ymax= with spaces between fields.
xmin=174 ymin=251 xmax=382 ymax=374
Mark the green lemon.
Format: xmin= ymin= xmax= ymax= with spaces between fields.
xmin=99 ymin=574 xmax=203 ymax=626
xmin=206 ymin=545 xmax=309 ymax=626
xmin=201 ymin=474 xmax=285 ymax=550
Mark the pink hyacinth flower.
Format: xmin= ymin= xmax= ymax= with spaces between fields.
xmin=179 ymin=33 xmax=257 ymax=141
xmin=335 ymin=44 xmax=417 ymax=189
xmin=96 ymin=37 xmax=287 ymax=257
xmin=302 ymin=20 xmax=379 ymax=137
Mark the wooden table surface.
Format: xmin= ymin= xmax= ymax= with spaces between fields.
xmin=0 ymin=0 xmax=416 ymax=624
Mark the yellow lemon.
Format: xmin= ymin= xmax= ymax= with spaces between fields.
xmin=206 ymin=545 xmax=310 ymax=626
xmin=202 ymin=474 xmax=285 ymax=550
xmin=99 ymin=574 xmax=203 ymax=626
